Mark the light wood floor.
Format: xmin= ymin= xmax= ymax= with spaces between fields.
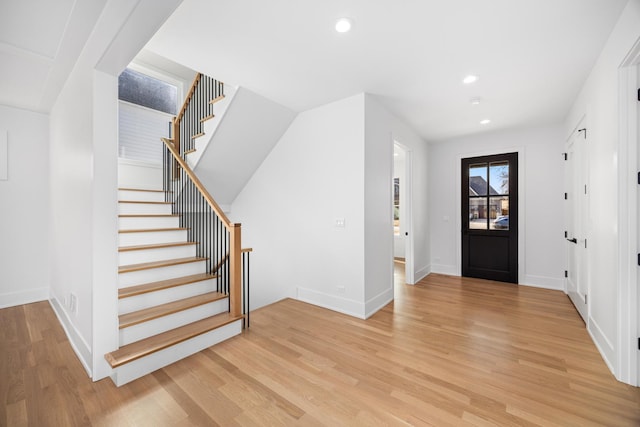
xmin=2 ymin=273 xmax=639 ymax=426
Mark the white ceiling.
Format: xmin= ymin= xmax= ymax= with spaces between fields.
xmin=0 ymin=0 xmax=107 ymax=112
xmin=145 ymin=0 xmax=628 ymax=142
xmin=0 ymin=0 xmax=628 ymax=141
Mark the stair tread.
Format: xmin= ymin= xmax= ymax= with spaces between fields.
xmin=191 ymin=132 xmax=205 ymax=140
xmin=209 ymin=95 xmax=225 ymax=105
xmin=119 ymin=257 xmax=207 ymax=274
xmin=119 ymin=242 xmax=197 ymax=252
xmin=119 ymin=201 xmax=172 ymax=205
xmin=119 ymin=273 xmax=217 ymax=299
xmin=200 ymin=114 xmax=215 ymax=122
xmin=119 ymin=227 xmax=187 ymax=234
xmin=119 ymin=188 xmax=166 ymax=193
xmin=105 ymin=313 xmax=242 ymax=368
xmin=119 ymin=214 xmax=179 ymax=218
xmin=119 ymin=292 xmax=227 ymax=329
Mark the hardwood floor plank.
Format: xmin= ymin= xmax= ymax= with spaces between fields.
xmin=2 ymin=274 xmax=640 ymax=426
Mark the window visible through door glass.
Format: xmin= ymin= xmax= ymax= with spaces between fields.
xmin=468 ymin=161 xmax=510 ymax=230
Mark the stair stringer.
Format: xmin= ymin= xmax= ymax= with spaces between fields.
xmin=187 ymin=86 xmax=296 ymax=206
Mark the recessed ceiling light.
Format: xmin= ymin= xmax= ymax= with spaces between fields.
xmin=463 ymin=75 xmax=478 ymax=84
xmin=335 ymin=18 xmax=352 ymax=33
xmin=480 ymin=119 xmax=491 ymax=125
xmin=470 ymin=97 xmax=481 ymax=105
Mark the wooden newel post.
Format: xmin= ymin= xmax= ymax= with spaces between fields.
xmin=171 ymin=118 xmax=180 ymax=179
xmin=229 ymin=223 xmax=242 ymax=318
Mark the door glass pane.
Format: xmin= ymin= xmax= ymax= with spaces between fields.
xmin=489 ymin=196 xmax=509 ymax=230
xmin=469 ymin=164 xmax=488 ymax=195
xmin=489 ymin=161 xmax=509 ymax=195
xmin=469 ymin=198 xmax=487 ymax=229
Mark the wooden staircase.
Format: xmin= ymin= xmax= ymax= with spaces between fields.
xmin=105 ymin=188 xmax=243 ymax=386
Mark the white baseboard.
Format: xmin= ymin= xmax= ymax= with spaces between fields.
xmin=520 ymin=274 xmax=564 ymax=291
xmin=364 ymin=287 xmax=393 ymax=319
xmin=414 ymin=264 xmax=431 ymax=283
xmin=49 ymin=297 xmax=93 ymax=378
xmin=296 ymin=287 xmax=365 ymax=319
xmin=0 ymin=286 xmax=49 ymax=308
xmin=430 ymin=264 xmax=458 ymax=276
xmin=588 ymin=316 xmax=616 ymax=376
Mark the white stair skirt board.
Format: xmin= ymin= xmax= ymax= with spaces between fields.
xmin=119 ymin=244 xmax=196 ymax=265
xmin=119 ymin=298 xmax=228 ymax=345
xmin=118 ymin=229 xmax=188 ymax=246
xmin=118 ymin=190 xmax=165 ymax=202
xmin=118 ymin=203 xmax=172 ymax=215
xmin=119 ymin=215 xmax=180 ymax=230
xmin=118 ymin=278 xmax=216 ymax=315
xmin=118 ymin=261 xmax=207 ymax=288
xmin=111 ymin=319 xmax=242 ymax=387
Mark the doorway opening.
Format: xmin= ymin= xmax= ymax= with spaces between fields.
xmin=393 ymin=142 xmax=414 ymax=286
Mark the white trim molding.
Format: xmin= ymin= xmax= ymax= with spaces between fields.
xmin=616 ymin=37 xmax=640 ymax=386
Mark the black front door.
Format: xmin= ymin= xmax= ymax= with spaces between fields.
xmin=462 ymin=152 xmax=518 ymax=283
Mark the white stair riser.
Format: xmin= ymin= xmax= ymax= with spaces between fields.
xmin=119 ymin=229 xmax=188 ymax=246
xmin=202 ymin=116 xmax=217 ymax=137
xmin=119 ymin=216 xmax=180 ymax=230
xmin=119 ymin=203 xmax=172 ymax=215
xmin=119 ymin=245 xmax=196 ymax=266
xmin=119 ymin=261 xmax=207 ymax=288
xmin=119 ymin=299 xmax=228 ymax=346
xmin=111 ymin=319 xmax=242 ymax=386
xmin=119 ymin=279 xmax=217 ymax=314
xmin=119 ymin=190 xmax=165 ymax=202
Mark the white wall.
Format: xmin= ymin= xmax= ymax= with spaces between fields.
xmin=429 ymin=124 xmax=565 ymax=290
xmin=364 ymin=95 xmax=430 ymax=299
xmin=0 ymin=106 xmax=50 ymax=307
xmin=49 ymin=0 xmax=183 ymax=380
xmin=118 ymin=159 xmax=163 ymax=190
xmin=230 ymin=93 xmax=429 ymax=319
xmin=230 ymin=94 xmax=366 ymax=316
xmin=564 ymin=0 xmax=640 ymax=382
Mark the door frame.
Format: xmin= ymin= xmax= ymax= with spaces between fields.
xmin=455 ymin=147 xmax=526 ymax=284
xmin=461 ymin=152 xmax=518 ymax=283
xmin=393 ymin=141 xmax=415 ymax=285
xmin=617 ymin=37 xmax=640 ymax=387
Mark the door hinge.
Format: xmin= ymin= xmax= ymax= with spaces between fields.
xmin=584 ymin=239 xmax=587 ymax=249
xmin=578 ymin=128 xmax=587 ymax=139
xmin=564 ymin=193 xmax=568 ymax=200
xmin=584 ymin=185 xmax=587 ymax=194
xmin=637 ymin=171 xmax=640 ymax=185
xmin=564 ymin=230 xmax=568 ymax=238
xmin=638 ymin=337 xmax=640 ymax=350
xmin=563 ymin=152 xmax=568 ymax=161
xmin=637 ymin=253 xmax=640 ymax=266
xmin=637 ymin=88 xmax=640 ymax=101
xmin=564 ymin=270 xmax=568 ymax=278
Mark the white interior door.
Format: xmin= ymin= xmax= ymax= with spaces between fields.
xmin=566 ymin=126 xmax=588 ymax=321
xmin=636 ymin=65 xmax=640 ymax=384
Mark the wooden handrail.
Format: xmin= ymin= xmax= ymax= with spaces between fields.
xmin=161 ymin=137 xmax=235 ymax=230
xmin=176 ymin=73 xmax=202 ymax=124
xmin=211 ymin=249 xmax=253 ymax=274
